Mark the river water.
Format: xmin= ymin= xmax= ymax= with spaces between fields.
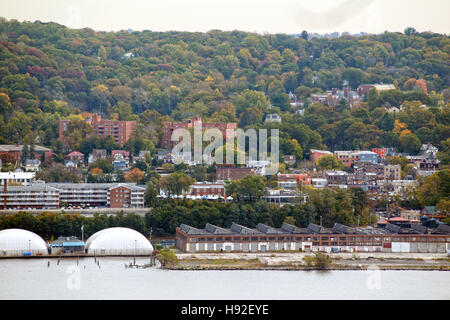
xmin=0 ymin=257 xmax=449 ymax=300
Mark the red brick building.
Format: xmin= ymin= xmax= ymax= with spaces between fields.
xmin=0 ymin=145 xmax=52 ymax=164
xmin=334 ymin=151 xmax=360 ymax=168
xmin=309 ymin=149 xmax=332 ymax=163
xmin=161 ymin=116 xmax=237 ymax=149
xmin=216 ymin=167 xmax=254 ymax=181
xmin=58 ymin=114 xmax=136 ymax=146
xmin=191 ymin=182 xmax=225 ymax=197
xmin=109 ymin=185 xmax=132 ymax=208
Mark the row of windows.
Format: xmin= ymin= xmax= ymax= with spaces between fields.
xmin=186 ymin=236 xmax=449 ymax=243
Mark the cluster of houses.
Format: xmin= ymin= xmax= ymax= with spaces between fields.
xmin=64 ymin=149 xmax=136 ymax=173
xmin=307 ymin=144 xmax=440 ymax=193
xmin=260 ymin=83 xmax=398 ymax=124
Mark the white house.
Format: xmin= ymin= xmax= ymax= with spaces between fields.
xmin=265 ymin=114 xmax=281 ymax=123
xmin=0 ymin=171 xmax=36 ymax=186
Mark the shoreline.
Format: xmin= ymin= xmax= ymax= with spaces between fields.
xmin=168 ymin=251 xmax=450 ymax=271
xmin=163 ymin=265 xmax=450 ymax=271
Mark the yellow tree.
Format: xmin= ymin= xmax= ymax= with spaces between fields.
xmin=90 ymin=167 xmax=103 ymax=177
xmin=393 ymin=119 xmax=411 ymax=136
xmin=125 ymin=168 xmax=145 ymax=184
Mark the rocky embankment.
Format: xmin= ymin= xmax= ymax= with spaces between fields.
xmin=164 ymin=252 xmax=450 ymax=271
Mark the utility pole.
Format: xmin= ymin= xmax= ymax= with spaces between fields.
xmin=134 ymin=239 xmax=137 ymax=265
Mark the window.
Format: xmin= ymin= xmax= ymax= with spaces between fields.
xmin=251 ymin=237 xmax=258 ymax=241
xmin=277 ymin=237 xmax=285 ymax=241
xmin=243 ymin=237 xmax=249 ymax=241
xmin=216 ymin=237 xmax=223 ymax=242
xmin=225 ymin=237 xmax=232 ymax=241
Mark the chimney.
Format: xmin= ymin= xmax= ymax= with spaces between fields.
xmin=3 ymin=180 xmax=7 ymax=210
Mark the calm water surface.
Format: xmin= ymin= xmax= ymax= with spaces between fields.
xmin=0 ymin=257 xmax=449 ymax=300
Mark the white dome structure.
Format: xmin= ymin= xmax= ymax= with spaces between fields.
xmin=0 ymin=229 xmax=48 ymax=256
xmin=85 ymin=227 xmax=153 ymax=256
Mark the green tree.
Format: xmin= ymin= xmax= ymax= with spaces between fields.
xmin=399 ymin=133 xmax=421 ymax=155
xmin=160 ymin=172 xmax=195 ymax=197
xmin=342 ymin=67 xmax=364 ymax=89
xmin=157 ymin=247 xmax=178 ymax=267
xmin=317 ymin=155 xmax=344 ymax=170
xmin=97 ymin=45 xmax=107 ymax=61
xmin=225 ymin=175 xmax=267 ymax=202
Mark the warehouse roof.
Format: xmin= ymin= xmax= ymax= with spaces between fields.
xmin=231 ymin=223 xmax=262 ymax=235
xmin=205 ymin=223 xmax=234 ymax=235
xmin=256 ymin=223 xmax=285 ymax=234
xmin=179 ymin=224 xmax=209 ymax=235
xmin=178 ymin=222 xmax=450 ymax=236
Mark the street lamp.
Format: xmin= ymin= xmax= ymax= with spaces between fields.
xmin=134 ymin=239 xmax=137 ymax=265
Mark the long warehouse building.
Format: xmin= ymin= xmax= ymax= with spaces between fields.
xmin=176 ymin=222 xmax=450 ymax=254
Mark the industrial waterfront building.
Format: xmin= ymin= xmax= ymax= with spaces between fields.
xmin=176 ymin=222 xmax=450 ymax=254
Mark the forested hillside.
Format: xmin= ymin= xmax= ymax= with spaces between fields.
xmin=0 ymin=18 xmax=449 ymax=162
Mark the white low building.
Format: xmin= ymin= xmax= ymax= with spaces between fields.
xmin=0 ymin=171 xmax=36 ymax=186
xmin=85 ymin=227 xmax=153 ymax=256
xmin=0 ymin=229 xmax=49 ymax=257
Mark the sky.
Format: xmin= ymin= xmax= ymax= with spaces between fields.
xmin=0 ymin=0 xmax=449 ymax=35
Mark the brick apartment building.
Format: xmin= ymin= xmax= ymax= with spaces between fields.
xmin=191 ymin=182 xmax=225 ymax=197
xmin=58 ymin=114 xmax=136 ymax=146
xmin=216 ymin=166 xmax=254 ymax=181
xmin=309 ymin=149 xmax=332 ymax=163
xmin=161 ymin=116 xmax=237 ymax=149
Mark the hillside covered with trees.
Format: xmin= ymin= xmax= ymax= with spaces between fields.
xmin=0 ymin=18 xmax=449 ymax=163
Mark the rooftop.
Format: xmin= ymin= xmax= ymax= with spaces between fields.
xmin=177 ymin=221 xmax=422 ymax=236
xmin=0 ymin=145 xmax=51 ymax=152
